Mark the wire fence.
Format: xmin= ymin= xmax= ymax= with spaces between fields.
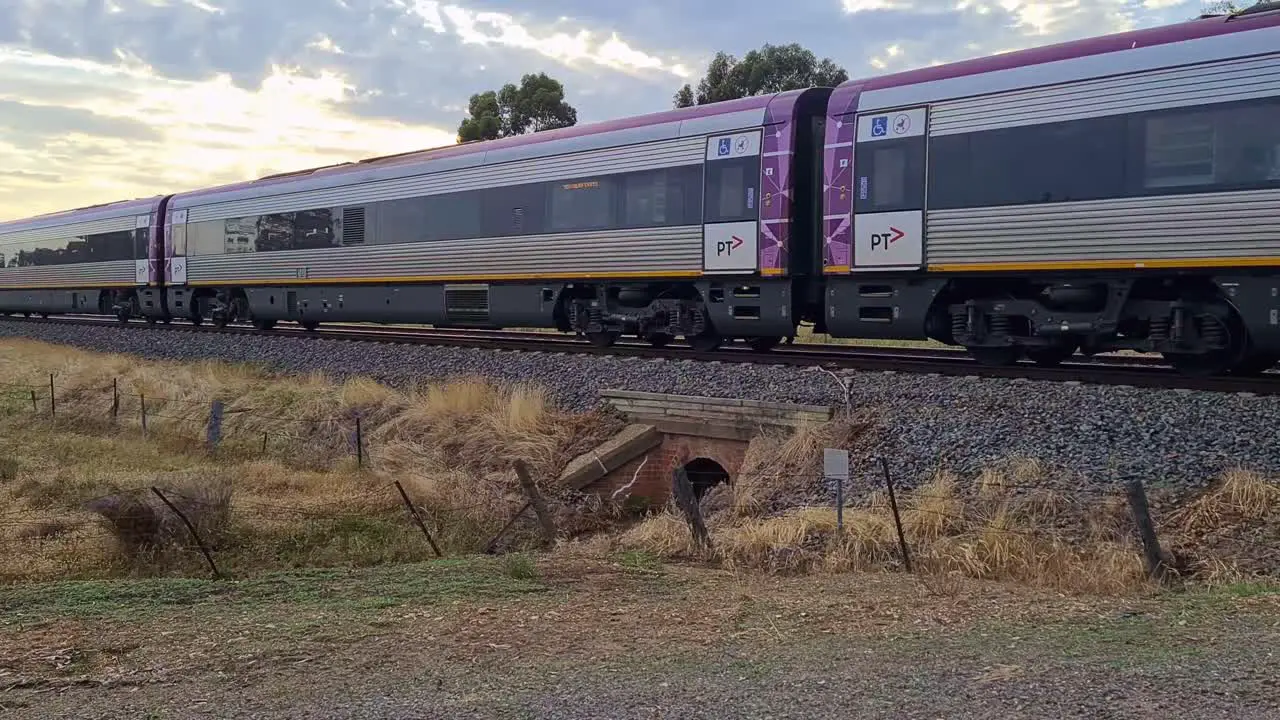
xmin=0 ymin=373 xmax=1275 ymax=584
xmin=0 ymin=374 xmax=367 ymax=468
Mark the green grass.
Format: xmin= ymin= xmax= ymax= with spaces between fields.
xmin=0 ymin=556 xmax=551 ymax=626
xmin=615 ymin=549 xmax=664 ymax=573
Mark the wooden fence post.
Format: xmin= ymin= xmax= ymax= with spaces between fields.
xmin=513 ymin=460 xmax=557 ymax=546
xmin=151 ymin=487 xmax=222 ymax=579
xmin=881 ymin=457 xmax=913 ymax=573
xmin=394 ymin=481 xmax=443 ymax=557
xmin=672 ymin=466 xmax=711 ymax=551
xmin=1125 ymin=479 xmax=1170 ymax=581
xmin=206 ymin=400 xmax=223 ymax=450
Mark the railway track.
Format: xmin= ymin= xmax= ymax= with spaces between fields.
xmin=1 ymin=314 xmax=1276 ymax=395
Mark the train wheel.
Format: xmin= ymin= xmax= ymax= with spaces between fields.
xmin=747 ymin=336 xmax=783 ymax=352
xmin=301 ymin=321 xmax=320 ymax=332
xmin=1163 ymin=312 xmax=1248 ymax=377
xmin=253 ymin=318 xmax=277 ymax=331
xmin=645 ymin=332 xmax=673 ymax=348
xmin=585 ymin=330 xmax=619 ymax=348
xmin=1230 ymin=353 xmax=1277 ymax=376
xmin=687 ymin=331 xmax=723 ymax=353
xmin=967 ymin=346 xmax=1021 ymax=366
xmin=1026 ymin=343 xmax=1077 ymax=367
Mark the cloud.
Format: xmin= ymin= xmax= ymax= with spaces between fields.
xmin=0 ymin=0 xmax=1216 ymax=222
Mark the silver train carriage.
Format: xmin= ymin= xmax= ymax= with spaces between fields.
xmin=822 ymin=6 xmax=1280 ymax=375
xmin=0 ymin=196 xmax=168 ymax=319
xmin=158 ymin=88 xmax=833 ymax=352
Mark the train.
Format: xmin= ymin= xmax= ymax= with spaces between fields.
xmin=2 ymin=8 xmax=1279 ymax=377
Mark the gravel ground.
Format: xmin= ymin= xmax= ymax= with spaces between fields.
xmin=2 ymin=319 xmax=1279 ymax=488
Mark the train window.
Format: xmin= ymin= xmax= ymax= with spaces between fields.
xmin=927 ymin=116 xmax=1125 ymax=209
xmin=383 ymin=192 xmax=481 ymax=242
xmin=853 ymin=137 xmax=924 ymax=214
xmin=549 ymin=177 xmax=615 ymax=232
xmin=927 ymin=97 xmax=1280 ymax=210
xmin=253 ymin=213 xmax=295 ymax=252
xmin=623 ymin=171 xmax=670 ymax=226
xmin=704 ymin=156 xmax=759 ymax=224
xmin=292 ymin=209 xmax=336 ymax=249
xmin=483 ymin=183 xmax=547 ymax=237
xmin=1138 ymin=100 xmax=1280 ymax=192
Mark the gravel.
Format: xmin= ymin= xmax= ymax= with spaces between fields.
xmin=3 ymin=319 xmax=1279 ymax=488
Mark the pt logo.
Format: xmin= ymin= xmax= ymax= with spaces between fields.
xmin=717 ymin=235 xmax=745 ymax=256
xmin=870 ymin=226 xmax=905 ymax=251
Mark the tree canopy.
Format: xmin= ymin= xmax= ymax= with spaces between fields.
xmin=674 ymin=43 xmax=849 ymax=108
xmin=457 ymin=72 xmax=578 ymax=143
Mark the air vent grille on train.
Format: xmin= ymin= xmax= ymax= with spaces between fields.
xmin=444 ymin=284 xmax=490 ymax=324
xmin=341 ymin=206 xmax=366 ymax=245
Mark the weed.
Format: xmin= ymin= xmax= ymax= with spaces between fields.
xmin=503 ymin=553 xmax=540 ymax=581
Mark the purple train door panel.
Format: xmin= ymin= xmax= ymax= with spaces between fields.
xmin=823 ymin=84 xmax=861 ymax=275
xmin=701 ymin=130 xmax=762 ymax=275
xmin=849 ymin=106 xmax=927 ymax=272
xmin=759 ymin=92 xmax=803 ymax=277
xmin=165 ymin=208 xmax=188 ymax=285
xmin=135 ymin=213 xmax=152 ymax=285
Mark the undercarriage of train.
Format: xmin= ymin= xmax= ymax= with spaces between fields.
xmin=933 ymin=275 xmax=1278 ymax=377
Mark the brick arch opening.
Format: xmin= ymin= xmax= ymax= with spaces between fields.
xmin=683 ymin=457 xmax=730 ymax=500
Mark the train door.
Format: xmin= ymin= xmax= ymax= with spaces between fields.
xmin=134 ymin=214 xmax=152 ymax=285
xmin=166 ymin=208 xmax=188 ymax=284
xmin=850 ymin=107 xmax=928 ymax=272
xmin=702 ymin=130 xmax=763 ymax=274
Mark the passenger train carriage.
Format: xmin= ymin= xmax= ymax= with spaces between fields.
xmin=0 ymin=6 xmax=1278 ymax=375
xmin=0 ymin=196 xmax=167 ymax=319
xmin=158 ymin=87 xmax=832 ymax=352
xmin=823 ymin=6 xmax=1280 ymax=375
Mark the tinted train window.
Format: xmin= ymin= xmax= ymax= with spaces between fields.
xmin=926 ymin=96 xmax=1280 ymax=210
xmin=704 ymin=156 xmax=759 ymax=223
xmin=622 ymin=166 xmax=701 ymax=227
xmin=549 ymin=177 xmax=616 ymax=232
xmin=0 ymin=229 xmax=137 ymax=266
xmin=854 ymin=137 xmax=925 ymax=214
xmin=1138 ymin=100 xmax=1280 ymax=192
xmin=483 ymin=183 xmax=547 ymax=237
xmin=382 ymin=192 xmax=482 ymax=242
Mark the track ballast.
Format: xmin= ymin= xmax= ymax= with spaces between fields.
xmin=2 ymin=314 xmax=1276 ymax=395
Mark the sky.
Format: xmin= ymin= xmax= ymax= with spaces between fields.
xmin=0 ymin=0 xmax=1215 ymax=222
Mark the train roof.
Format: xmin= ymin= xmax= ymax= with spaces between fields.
xmin=0 ymin=195 xmax=164 ymax=235
xmin=169 ymin=90 xmax=811 ymax=209
xmin=836 ymin=8 xmax=1280 ymax=113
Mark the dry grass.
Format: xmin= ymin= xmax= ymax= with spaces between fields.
xmin=2 ymin=339 xmax=1275 ymax=596
xmin=0 ymin=339 xmax=622 ymax=582
xmin=620 ymin=436 xmax=1280 ymax=596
